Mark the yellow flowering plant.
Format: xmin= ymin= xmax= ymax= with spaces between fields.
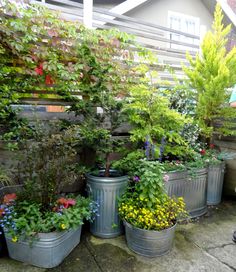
xmin=118 ymin=160 xmax=188 ymax=231
xmin=119 ymin=193 xmax=187 ymax=231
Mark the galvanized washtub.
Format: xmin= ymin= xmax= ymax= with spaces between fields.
xmin=165 ymin=168 xmax=208 ymax=218
xmin=86 ymin=170 xmax=128 ymax=238
xmin=207 ymin=162 xmax=225 ymax=205
xmin=5 ymin=225 xmax=82 ymax=268
xmin=124 ymin=221 xmax=176 ymax=257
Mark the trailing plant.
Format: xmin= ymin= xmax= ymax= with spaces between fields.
xmin=0 ymin=1 xmax=142 ymax=164
xmin=183 ymin=4 xmax=236 ymax=144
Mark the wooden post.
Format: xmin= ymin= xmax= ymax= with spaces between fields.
xmin=83 ymin=0 xmax=93 ymax=28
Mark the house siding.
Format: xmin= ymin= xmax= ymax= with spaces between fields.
xmin=96 ymin=0 xmax=213 ymax=32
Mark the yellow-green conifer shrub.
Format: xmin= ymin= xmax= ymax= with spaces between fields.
xmin=183 ymin=4 xmax=236 ymax=144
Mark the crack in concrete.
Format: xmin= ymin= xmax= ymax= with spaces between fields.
xmin=205 ymin=250 xmax=236 ymax=272
xmin=179 ymin=231 xmax=236 ymax=271
xmin=83 ymin=239 xmax=104 ymax=272
xmin=206 ymin=243 xmax=234 ymax=251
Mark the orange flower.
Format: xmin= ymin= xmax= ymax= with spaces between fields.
xmin=0 ymin=208 xmax=5 ymax=217
xmin=3 ymin=193 xmax=17 ymax=204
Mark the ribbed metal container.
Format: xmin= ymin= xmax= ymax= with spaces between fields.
xmin=186 ymin=168 xmax=208 ymax=218
xmin=86 ymin=171 xmax=128 ymax=238
xmin=5 ymin=225 xmax=82 ymax=268
xmin=124 ymin=221 xmax=176 ymax=257
xmin=207 ymin=162 xmax=225 ymax=205
xmin=165 ymin=168 xmax=208 ymax=218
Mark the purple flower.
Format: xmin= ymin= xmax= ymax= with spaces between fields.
xmin=133 ymin=176 xmax=140 ymax=182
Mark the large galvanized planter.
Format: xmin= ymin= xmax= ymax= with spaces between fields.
xmin=124 ymin=221 xmax=176 ymax=257
xmin=86 ymin=170 xmax=128 ymax=238
xmin=207 ymin=162 xmax=225 ymax=205
xmin=5 ymin=225 xmax=82 ymax=268
xmin=165 ymin=168 xmax=208 ymax=218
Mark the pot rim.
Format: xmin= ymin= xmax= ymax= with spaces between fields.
xmin=123 ymin=220 xmax=177 ymax=233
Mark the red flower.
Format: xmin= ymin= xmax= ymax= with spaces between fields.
xmin=3 ymin=193 xmax=17 ymax=204
xmin=45 ymin=75 xmax=55 ymax=85
xmin=0 ymin=208 xmax=5 ymax=217
xmin=210 ymin=144 xmax=215 ymax=149
xmin=200 ymin=149 xmax=206 ymax=155
xmin=57 ymin=198 xmax=76 ymax=209
xmin=35 ymin=63 xmax=43 ymax=75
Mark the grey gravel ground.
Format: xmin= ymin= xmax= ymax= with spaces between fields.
xmin=1 ymin=200 xmax=236 ymax=272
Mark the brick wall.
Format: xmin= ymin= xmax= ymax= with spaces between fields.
xmin=228 ymin=0 xmax=236 ymax=13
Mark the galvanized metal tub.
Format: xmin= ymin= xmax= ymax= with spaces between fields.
xmin=4 ymin=225 xmax=82 ymax=268
xmin=186 ymin=168 xmax=208 ymax=218
xmin=124 ymin=221 xmax=176 ymax=257
xmin=165 ymin=168 xmax=208 ymax=218
xmin=207 ymin=162 xmax=225 ymax=205
xmin=86 ymin=171 xmax=128 ymax=238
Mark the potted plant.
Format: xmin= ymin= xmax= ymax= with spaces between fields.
xmin=118 ymin=159 xmax=187 ymax=257
xmin=0 ymin=131 xmax=97 ymax=268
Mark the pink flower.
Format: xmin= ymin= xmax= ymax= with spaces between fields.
xmin=163 ymin=174 xmax=169 ymax=182
xmin=57 ymin=198 xmax=76 ymax=209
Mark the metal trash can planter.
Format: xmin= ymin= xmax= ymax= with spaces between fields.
xmin=165 ymin=168 xmax=208 ymax=218
xmin=86 ymin=170 xmax=128 ymax=238
xmin=124 ymin=220 xmax=176 ymax=257
xmin=207 ymin=161 xmax=225 ymax=205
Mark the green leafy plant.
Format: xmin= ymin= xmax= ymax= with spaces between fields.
xmin=15 ymin=130 xmax=78 ymax=209
xmin=0 ymin=193 xmax=97 ymax=242
xmin=124 ymin=65 xmax=193 ymax=160
xmin=183 ymin=4 xmax=236 ymax=144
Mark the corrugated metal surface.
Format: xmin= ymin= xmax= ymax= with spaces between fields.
xmin=86 ymin=172 xmax=128 ymax=238
xmin=124 ymin=221 xmax=176 ymax=257
xmin=165 ymin=169 xmax=207 ymax=218
xmin=207 ymin=162 xmax=225 ymax=205
xmin=5 ymin=226 xmax=82 ymax=268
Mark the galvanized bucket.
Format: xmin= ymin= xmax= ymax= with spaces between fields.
xmin=207 ymin=162 xmax=225 ymax=205
xmin=5 ymin=225 xmax=82 ymax=268
xmin=86 ymin=171 xmax=128 ymax=238
xmin=165 ymin=168 xmax=207 ymax=218
xmin=124 ymin=221 xmax=176 ymax=257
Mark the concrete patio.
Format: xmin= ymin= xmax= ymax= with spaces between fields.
xmin=1 ymin=200 xmax=236 ymax=272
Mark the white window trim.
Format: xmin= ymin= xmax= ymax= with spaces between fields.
xmin=168 ymin=11 xmax=200 ymax=50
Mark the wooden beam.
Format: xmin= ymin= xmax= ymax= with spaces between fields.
xmin=217 ymin=0 xmax=236 ymax=28
xmin=83 ymin=0 xmax=93 ymax=28
xmin=94 ymin=0 xmax=150 ymax=26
